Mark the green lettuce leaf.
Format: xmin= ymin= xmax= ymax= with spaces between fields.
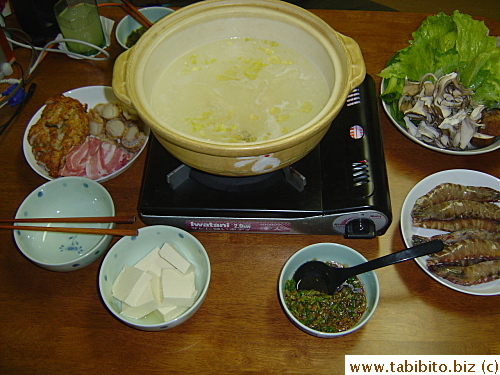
xmin=379 ymin=11 xmax=500 ymax=109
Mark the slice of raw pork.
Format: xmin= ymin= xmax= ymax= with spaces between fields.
xmin=59 ymin=136 xmax=131 ymax=180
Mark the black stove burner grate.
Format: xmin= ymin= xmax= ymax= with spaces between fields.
xmin=170 ymin=164 xmax=304 ymax=193
xmin=138 ymin=75 xmax=392 ymax=237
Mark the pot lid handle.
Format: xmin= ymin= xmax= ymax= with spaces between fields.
xmin=112 ymin=49 xmax=133 ymax=107
xmin=338 ymin=33 xmax=366 ymax=91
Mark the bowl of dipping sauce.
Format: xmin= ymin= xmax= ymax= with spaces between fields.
xmin=98 ymin=225 xmax=211 ymax=331
xmin=13 ymin=177 xmax=115 ymax=272
xmin=115 ymin=6 xmax=174 ymax=49
xmin=278 ymin=243 xmax=379 ymax=337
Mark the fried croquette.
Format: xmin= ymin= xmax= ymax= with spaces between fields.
xmin=28 ymin=95 xmax=89 ymax=177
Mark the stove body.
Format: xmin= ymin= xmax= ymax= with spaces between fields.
xmin=138 ymin=75 xmax=392 ymax=238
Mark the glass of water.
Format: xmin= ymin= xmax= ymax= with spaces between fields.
xmin=54 ymin=0 xmax=105 ymax=56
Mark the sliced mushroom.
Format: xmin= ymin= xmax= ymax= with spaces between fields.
xmin=421 ymin=81 xmax=435 ymax=97
xmin=397 ymin=71 xmax=493 ymax=150
xmin=399 ymin=98 xmax=414 ymax=113
xmin=417 ymin=121 xmax=440 ymax=140
xmin=434 ymin=103 xmax=452 ymax=119
xmin=403 ymin=116 xmax=418 ymax=136
xmin=402 ymin=80 xmax=420 ymax=96
xmin=403 ymin=98 xmax=429 ymax=120
xmin=438 ymin=133 xmax=450 ymax=148
xmin=458 ymin=117 xmax=477 ymax=149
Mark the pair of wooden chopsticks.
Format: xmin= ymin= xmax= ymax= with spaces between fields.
xmin=121 ymin=0 xmax=154 ymax=29
xmin=1 ymin=216 xmax=138 ymax=237
xmin=99 ymin=1 xmax=153 ymax=29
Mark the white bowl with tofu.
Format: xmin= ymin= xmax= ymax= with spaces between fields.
xmin=98 ymin=225 xmax=210 ymax=331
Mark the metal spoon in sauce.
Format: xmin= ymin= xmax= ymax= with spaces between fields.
xmin=293 ymin=240 xmax=444 ymax=295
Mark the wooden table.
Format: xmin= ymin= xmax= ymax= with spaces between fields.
xmin=0 ymin=7 xmax=498 ymax=374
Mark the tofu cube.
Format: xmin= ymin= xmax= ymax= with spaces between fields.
xmin=112 ymin=265 xmax=153 ymax=307
xmin=134 ymin=246 xmax=175 ymax=277
xmin=147 ymin=271 xmax=162 ymax=303
xmin=161 ymin=268 xmax=197 ymax=307
xmin=155 ymin=305 xmax=188 ymax=322
xmin=159 ymin=242 xmax=193 ymax=274
xmin=112 ymin=244 xmax=199 ymax=321
xmin=121 ymin=281 xmax=160 ymax=319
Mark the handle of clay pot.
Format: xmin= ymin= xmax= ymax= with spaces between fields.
xmin=112 ymin=49 xmax=133 ymax=106
xmin=338 ymin=33 xmax=366 ymax=91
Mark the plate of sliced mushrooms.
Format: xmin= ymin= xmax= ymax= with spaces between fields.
xmin=381 ymin=74 xmax=500 ymax=155
xmin=401 ymin=169 xmax=500 ymax=295
xmin=23 ymin=86 xmax=149 ymax=183
xmin=379 ymin=11 xmax=500 ymax=155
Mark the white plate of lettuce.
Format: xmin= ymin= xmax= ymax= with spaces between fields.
xmin=379 ymin=11 xmax=500 ymax=155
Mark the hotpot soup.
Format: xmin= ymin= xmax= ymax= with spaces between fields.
xmin=151 ymin=37 xmax=330 ymax=143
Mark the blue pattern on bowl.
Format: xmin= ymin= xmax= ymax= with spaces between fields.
xmin=14 ymin=177 xmax=115 ymax=272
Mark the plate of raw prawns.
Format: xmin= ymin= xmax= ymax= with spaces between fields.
xmin=401 ymin=169 xmax=500 ymax=296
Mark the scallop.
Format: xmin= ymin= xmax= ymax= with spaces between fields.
xmin=105 ymin=118 xmax=126 ymax=140
xmin=121 ymin=125 xmax=146 ymax=152
xmin=117 ymin=102 xmax=140 ymax=121
xmin=94 ymin=102 xmax=121 ymax=120
xmin=95 ymin=132 xmax=117 ymax=145
xmin=88 ymin=108 xmax=104 ymax=136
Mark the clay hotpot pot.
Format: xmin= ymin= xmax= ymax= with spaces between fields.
xmin=113 ymin=0 xmax=365 ymax=176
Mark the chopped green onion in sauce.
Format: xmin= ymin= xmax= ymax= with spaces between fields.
xmin=126 ymin=26 xmax=147 ymax=48
xmin=284 ymin=263 xmax=367 ymax=333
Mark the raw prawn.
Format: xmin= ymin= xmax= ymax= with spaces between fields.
xmin=410 ymin=183 xmax=500 ymax=286
xmin=414 ymin=218 xmax=500 ymax=232
xmin=412 ymin=183 xmax=500 ymax=211
xmin=412 ymin=228 xmax=500 ymax=246
xmin=412 ymin=200 xmax=500 ymax=222
xmin=426 ymin=239 xmax=500 ymax=267
xmin=428 ymin=260 xmax=500 ymax=286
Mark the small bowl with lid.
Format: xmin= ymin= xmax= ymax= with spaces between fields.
xmin=278 ymin=242 xmax=379 ymax=337
xmin=13 ymin=176 xmax=115 ymax=272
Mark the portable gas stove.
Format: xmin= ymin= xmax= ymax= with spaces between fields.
xmin=138 ymin=75 xmax=392 ymax=238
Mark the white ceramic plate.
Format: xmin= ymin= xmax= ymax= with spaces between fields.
xmin=401 ymin=169 xmax=500 ymax=295
xmin=23 ymin=86 xmax=149 ymax=183
xmin=380 ymin=78 xmax=500 ymax=155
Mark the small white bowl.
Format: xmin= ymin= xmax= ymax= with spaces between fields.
xmin=279 ymin=243 xmax=380 ymax=338
xmin=98 ymin=225 xmax=211 ymax=331
xmin=14 ymin=177 xmax=115 ymax=272
xmin=115 ymin=6 xmax=174 ymax=49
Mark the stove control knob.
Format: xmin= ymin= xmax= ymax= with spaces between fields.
xmin=344 ymin=218 xmax=376 ymax=239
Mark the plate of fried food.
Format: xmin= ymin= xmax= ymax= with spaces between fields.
xmin=23 ymin=86 xmax=149 ymax=183
xmin=401 ymin=169 xmax=500 ymax=296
